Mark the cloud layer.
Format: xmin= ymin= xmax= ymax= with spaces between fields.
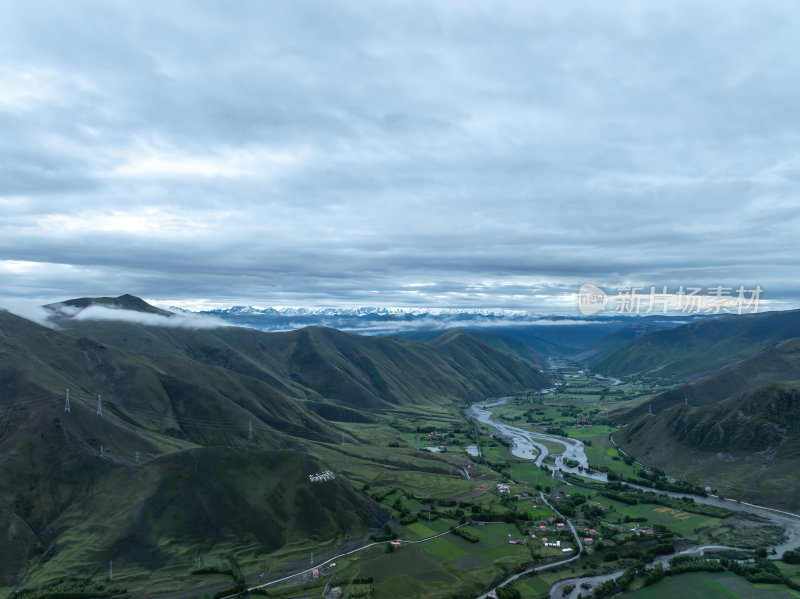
xmin=1 ymin=1 xmax=798 ymax=312
xmin=65 ymin=305 xmax=228 ymax=329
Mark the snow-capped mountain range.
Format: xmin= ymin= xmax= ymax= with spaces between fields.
xmin=201 ymin=305 xmax=542 ymax=318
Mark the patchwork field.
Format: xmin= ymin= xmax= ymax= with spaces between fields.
xmin=312 ymin=523 xmax=543 ymax=599
xmin=621 ymin=571 xmax=800 ymax=598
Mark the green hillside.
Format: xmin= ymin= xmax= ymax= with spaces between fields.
xmin=616 ymin=382 xmax=800 ymax=510
xmin=572 ymin=321 xmax=666 ymax=362
xmin=0 ymin=298 xmax=551 ymax=594
xmin=590 ymin=309 xmax=800 ymax=382
xmin=623 ymin=337 xmax=800 ymax=418
xmin=51 ymin=315 xmax=550 ymax=409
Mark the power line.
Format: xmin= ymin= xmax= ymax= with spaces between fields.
xmin=2 ymin=387 xmax=320 ymax=439
xmin=2 ymin=387 xmax=256 ymax=431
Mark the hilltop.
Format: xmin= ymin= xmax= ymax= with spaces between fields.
xmin=44 ymin=293 xmax=174 ymax=317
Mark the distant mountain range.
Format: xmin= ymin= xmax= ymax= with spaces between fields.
xmin=192 ymin=304 xmax=706 ymax=357
xmin=204 ymin=305 xmax=541 ymax=318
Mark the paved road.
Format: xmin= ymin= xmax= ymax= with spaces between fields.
xmin=218 ymin=524 xmax=472 ymax=599
xmin=475 ymin=491 xmax=584 ymax=599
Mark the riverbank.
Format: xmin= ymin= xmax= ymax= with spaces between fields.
xmin=467 ymin=397 xmax=800 ymax=599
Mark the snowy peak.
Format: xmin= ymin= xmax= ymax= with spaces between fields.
xmin=205 ymin=305 xmax=540 ymax=318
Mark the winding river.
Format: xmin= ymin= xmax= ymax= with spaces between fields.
xmin=468 ymin=398 xmax=800 ymax=599
xmin=469 ymin=398 xmax=607 ymax=481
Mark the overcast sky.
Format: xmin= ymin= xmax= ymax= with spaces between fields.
xmin=1 ymin=1 xmax=799 ymax=314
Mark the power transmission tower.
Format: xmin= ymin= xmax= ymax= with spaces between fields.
xmin=648 ymin=403 xmax=653 ymax=415
xmin=310 ymin=551 xmax=313 ymax=565
xmin=135 ymin=451 xmax=140 ymax=464
xmin=341 ymin=432 xmax=345 ymax=445
xmin=64 ymin=388 xmax=70 ymax=414
xmin=247 ymin=419 xmax=254 ymax=442
xmin=96 ymin=394 xmax=102 ymax=416
xmin=100 ymin=445 xmax=105 ymax=458
xmin=109 ymin=560 xmax=113 ymax=581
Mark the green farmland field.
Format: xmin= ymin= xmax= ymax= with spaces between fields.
xmin=621 ymin=571 xmax=800 ymax=598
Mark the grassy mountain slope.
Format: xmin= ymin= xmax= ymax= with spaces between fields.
xmin=437 ymin=329 xmax=549 ymax=368
xmin=615 ymin=382 xmax=800 ymax=510
xmin=591 ymin=310 xmax=800 ymax=381
xmin=623 ymin=337 xmax=800 ymax=418
xmin=10 ymin=444 xmax=375 ymax=582
xmin=2 ymin=297 xmax=550 ymax=591
xmin=0 ymin=311 xmax=336 ymax=448
xmin=51 ymin=318 xmax=551 ymax=410
xmin=571 ymin=321 xmax=667 ymax=362
xmin=0 ymin=309 xmax=374 ymax=584
xmin=393 ymin=321 xmax=634 ymax=356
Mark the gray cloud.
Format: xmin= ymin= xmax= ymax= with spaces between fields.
xmin=65 ymin=305 xmax=228 ymax=329
xmin=0 ymin=1 xmax=798 ymax=313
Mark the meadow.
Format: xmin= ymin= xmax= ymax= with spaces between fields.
xmin=620 ymin=571 xmax=800 ymax=598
